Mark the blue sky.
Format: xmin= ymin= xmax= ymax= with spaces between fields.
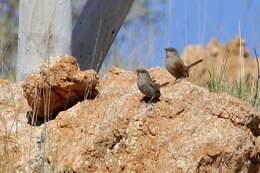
xmin=110 ymin=0 xmax=260 ymax=69
xmin=1 ymin=0 xmax=259 ymax=71
xmin=169 ymin=0 xmax=260 ymax=52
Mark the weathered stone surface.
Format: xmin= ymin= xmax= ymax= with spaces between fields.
xmin=182 ymin=37 xmax=258 ymax=84
xmin=0 ymin=67 xmax=259 ymax=172
xmin=0 ymin=80 xmax=30 ymax=173
xmin=22 ymin=56 xmax=99 ymax=118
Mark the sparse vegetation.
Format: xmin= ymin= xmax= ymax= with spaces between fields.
xmin=0 ymin=1 xmax=259 ymax=172
xmin=206 ymin=47 xmax=259 ymax=110
xmin=206 ymin=71 xmax=259 ymax=109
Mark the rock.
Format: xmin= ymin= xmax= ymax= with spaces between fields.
xmin=22 ymin=56 xmax=99 ymax=119
xmin=1 ymin=67 xmax=259 ymax=172
xmin=251 ymin=136 xmax=260 ymax=170
xmin=0 ymin=80 xmax=30 ymax=173
xmin=182 ymin=37 xmax=258 ymax=84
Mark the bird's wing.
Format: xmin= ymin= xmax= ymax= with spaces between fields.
xmin=175 ymin=62 xmax=188 ymax=77
xmin=148 ymin=80 xmax=160 ymax=94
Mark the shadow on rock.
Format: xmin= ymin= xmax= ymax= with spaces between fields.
xmin=22 ymin=56 xmax=99 ymax=125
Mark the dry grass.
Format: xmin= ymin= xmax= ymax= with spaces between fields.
xmin=0 ymin=1 xmax=259 ymax=172
xmin=205 ymin=47 xmax=260 ymax=110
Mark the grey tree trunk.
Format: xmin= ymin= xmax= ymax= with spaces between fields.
xmin=72 ymin=0 xmax=134 ymax=72
xmin=16 ymin=0 xmax=72 ymax=80
xmin=17 ymin=0 xmax=134 ymax=80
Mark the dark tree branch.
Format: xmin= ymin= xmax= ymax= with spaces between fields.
xmin=72 ymin=0 xmax=134 ymax=72
xmin=253 ymin=48 xmax=259 ymax=107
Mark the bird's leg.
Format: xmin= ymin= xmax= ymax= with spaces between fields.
xmin=148 ymin=96 xmax=154 ymax=104
xmin=173 ymin=78 xmax=180 ymax=85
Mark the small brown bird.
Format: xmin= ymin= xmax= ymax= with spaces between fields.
xmin=165 ymin=47 xmax=203 ymax=80
xmin=136 ymin=69 xmax=161 ymax=102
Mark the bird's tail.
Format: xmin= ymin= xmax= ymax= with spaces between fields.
xmin=187 ymin=59 xmax=203 ymax=69
xmin=158 ymin=81 xmax=169 ymax=88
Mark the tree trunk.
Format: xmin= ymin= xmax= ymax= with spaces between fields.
xmin=72 ymin=0 xmax=134 ymax=72
xmin=16 ymin=0 xmax=134 ymax=80
xmin=16 ymin=0 xmax=72 ymax=80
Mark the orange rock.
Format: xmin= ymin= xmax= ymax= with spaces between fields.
xmin=22 ymin=56 xmax=99 ymax=118
xmin=0 ymin=67 xmax=259 ymax=172
xmin=183 ymin=37 xmax=258 ymax=84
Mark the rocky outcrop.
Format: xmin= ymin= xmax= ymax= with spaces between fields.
xmin=182 ymin=37 xmax=258 ymax=84
xmin=22 ymin=56 xmax=99 ymax=119
xmin=0 ymin=67 xmax=259 ymax=172
xmin=0 ymin=80 xmax=30 ymax=173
